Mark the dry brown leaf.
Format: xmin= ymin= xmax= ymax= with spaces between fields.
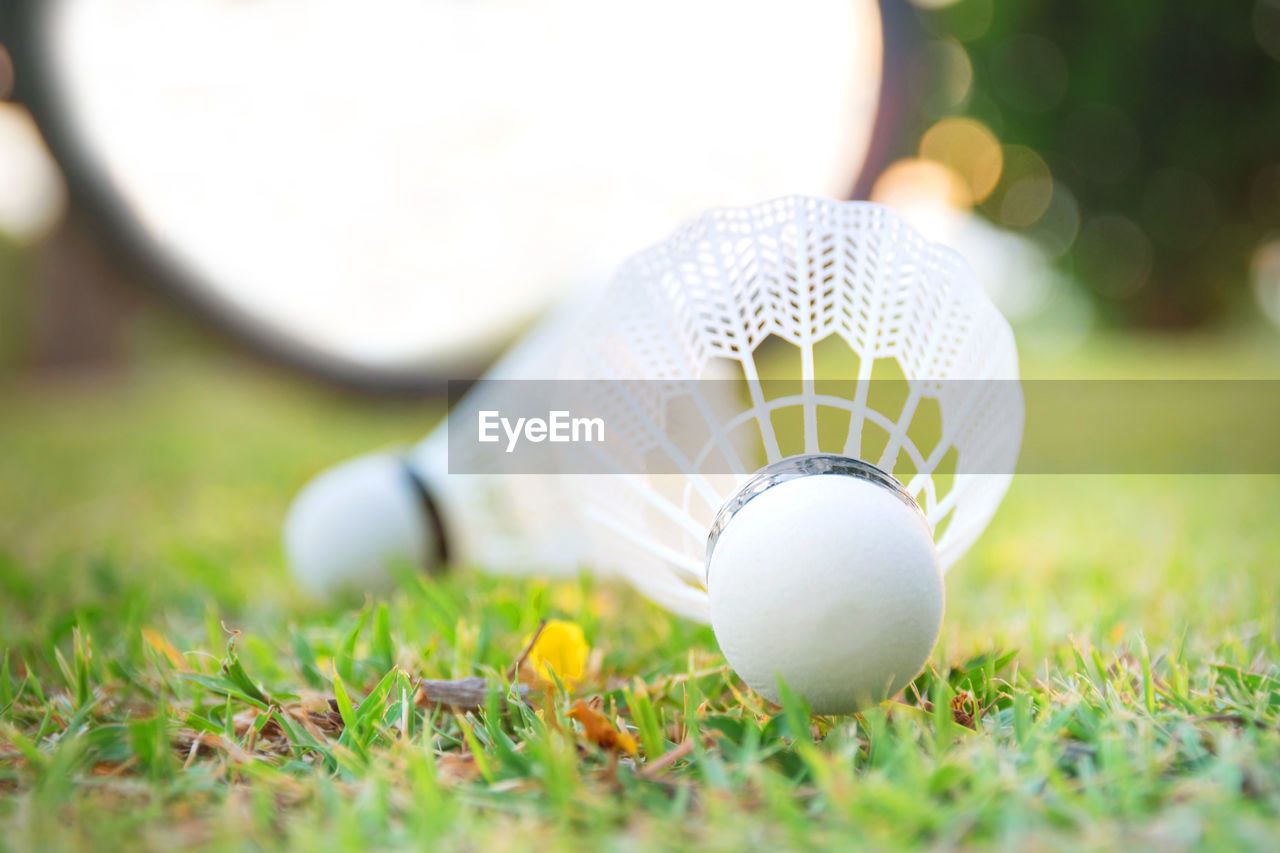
xmin=416 ymin=676 xmax=528 ymax=712
xmin=568 ymin=700 xmax=637 ymax=756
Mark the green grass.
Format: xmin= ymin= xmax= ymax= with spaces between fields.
xmin=1 ymin=334 xmax=1279 ymax=851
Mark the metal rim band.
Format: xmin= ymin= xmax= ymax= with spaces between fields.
xmin=704 ymin=454 xmax=923 ymax=582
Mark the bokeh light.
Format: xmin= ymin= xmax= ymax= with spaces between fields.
xmin=0 ymin=103 xmax=67 ymax=244
xmin=960 ymin=91 xmax=1005 ymax=138
xmin=869 ymin=155 xmax=1083 ymax=337
xmin=957 ymin=221 xmax=1054 ymax=320
xmin=912 ymin=39 xmax=973 ymax=118
xmin=918 ymin=117 xmax=1003 ymax=203
xmin=989 ymin=34 xmax=1068 ymax=114
xmin=870 ymin=157 xmax=971 ymax=238
xmin=1252 ymin=237 xmax=1280 ymax=327
xmin=985 ymin=145 xmax=1053 ymax=229
xmin=871 ymin=158 xmax=972 ymax=210
xmin=1075 ymin=214 xmax=1153 ymax=299
xmin=1022 ymin=181 xmax=1082 ymax=260
xmin=915 ymin=0 xmax=993 ymax=43
xmin=923 ymin=3 xmax=1280 ymax=327
xmin=1254 ymin=0 xmax=1280 ymax=61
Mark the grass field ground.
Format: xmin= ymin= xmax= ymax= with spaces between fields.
xmin=1 ymin=330 xmax=1279 ymax=851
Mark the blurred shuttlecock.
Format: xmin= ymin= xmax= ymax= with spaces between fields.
xmin=284 ymin=299 xmax=589 ymax=595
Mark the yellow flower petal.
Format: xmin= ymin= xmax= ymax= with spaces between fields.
xmin=525 ymin=620 xmax=589 ymax=690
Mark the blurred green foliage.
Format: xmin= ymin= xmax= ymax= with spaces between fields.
xmin=911 ymin=0 xmax=1280 ymax=326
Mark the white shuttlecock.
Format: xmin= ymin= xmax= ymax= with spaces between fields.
xmin=558 ymin=197 xmax=1023 ymax=712
xmin=286 ymin=196 xmax=1022 ymax=715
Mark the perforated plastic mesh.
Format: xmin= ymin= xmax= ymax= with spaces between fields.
xmin=561 ymin=197 xmax=1024 ymax=622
